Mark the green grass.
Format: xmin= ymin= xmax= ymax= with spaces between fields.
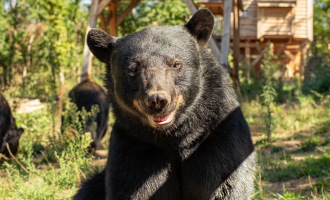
xmin=242 ymin=94 xmax=330 ymax=199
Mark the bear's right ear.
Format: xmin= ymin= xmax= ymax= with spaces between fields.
xmin=87 ymin=28 xmax=117 ymax=63
xmin=184 ymin=9 xmax=214 ymax=45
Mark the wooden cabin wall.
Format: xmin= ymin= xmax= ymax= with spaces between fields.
xmin=294 ymin=0 xmax=308 ymax=39
xmin=240 ymin=0 xmax=257 ymax=37
xmin=261 ymin=7 xmax=293 ymax=36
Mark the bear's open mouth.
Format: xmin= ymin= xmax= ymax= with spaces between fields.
xmin=150 ymin=112 xmax=174 ymax=125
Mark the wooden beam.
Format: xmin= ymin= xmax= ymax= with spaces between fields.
xmin=251 ymin=49 xmax=265 ymax=67
xmin=81 ymin=0 xmax=99 ymax=82
xmin=183 ymin=0 xmax=221 ymax=65
xmin=99 ymin=13 xmax=106 ymax=31
xmin=245 ymin=41 xmax=251 ymax=80
xmin=284 ymin=50 xmax=297 ymax=64
xmin=116 ymin=0 xmax=141 ymax=27
xmin=284 ymin=50 xmax=300 ymax=76
xmin=286 ymin=45 xmax=300 ymax=49
xmin=220 ymin=0 xmax=232 ymax=72
xmin=98 ymin=0 xmax=112 ymax=16
xmin=233 ymin=0 xmax=240 ymax=85
xmin=109 ymin=2 xmax=117 ymax=36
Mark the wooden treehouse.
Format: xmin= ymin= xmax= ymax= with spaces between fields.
xmin=198 ymin=0 xmax=313 ymax=79
xmin=81 ymin=0 xmax=242 ymax=85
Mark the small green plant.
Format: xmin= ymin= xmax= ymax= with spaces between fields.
xmin=273 ymin=185 xmax=304 ymax=199
xmin=300 ymin=136 xmax=321 ymax=152
xmin=260 ymin=42 xmax=278 ymax=143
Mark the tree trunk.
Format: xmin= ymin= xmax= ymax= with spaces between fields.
xmin=81 ymin=0 xmax=99 ymax=82
xmin=9 ymin=1 xmax=19 ymax=86
xmin=1 ymin=60 xmax=7 ymax=90
xmin=22 ymin=35 xmax=34 ymax=97
xmin=220 ymin=0 xmax=232 ymax=74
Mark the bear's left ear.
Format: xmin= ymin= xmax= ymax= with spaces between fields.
xmin=87 ymin=28 xmax=117 ymax=63
xmin=184 ymin=9 xmax=214 ymax=45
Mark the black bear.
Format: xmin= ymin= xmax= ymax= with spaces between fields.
xmin=75 ymin=9 xmax=255 ymax=200
xmin=65 ymin=79 xmax=109 ymax=153
xmin=0 ymin=92 xmax=24 ymax=158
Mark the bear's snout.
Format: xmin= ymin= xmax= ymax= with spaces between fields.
xmin=146 ymin=93 xmax=168 ymax=113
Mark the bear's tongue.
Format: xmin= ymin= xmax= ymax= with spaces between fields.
xmin=152 ymin=114 xmax=170 ymax=122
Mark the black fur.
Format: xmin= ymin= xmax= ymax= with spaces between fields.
xmin=74 ymin=170 xmax=106 ymax=200
xmin=66 ymin=79 xmax=109 ymax=151
xmin=75 ymin=9 xmax=255 ymax=200
xmin=0 ymin=92 xmax=24 ymax=158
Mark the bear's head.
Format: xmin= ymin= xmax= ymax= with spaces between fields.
xmin=87 ymin=9 xmax=214 ymax=130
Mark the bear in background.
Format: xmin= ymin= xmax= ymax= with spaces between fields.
xmin=63 ymin=79 xmax=109 ymax=154
xmin=75 ymin=9 xmax=255 ymax=200
xmin=0 ymin=92 xmax=24 ymax=158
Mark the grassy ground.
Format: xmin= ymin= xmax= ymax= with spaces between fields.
xmin=0 ymin=94 xmax=329 ymax=199
xmin=241 ymin=95 xmax=330 ymax=199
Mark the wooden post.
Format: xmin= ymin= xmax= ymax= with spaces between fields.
xmin=307 ymin=0 xmax=313 ymax=42
xmin=116 ymin=0 xmax=141 ymax=27
xmin=183 ymin=0 xmax=221 ymax=64
xmin=233 ymin=0 xmax=240 ymax=88
xmin=301 ymin=43 xmax=310 ymax=81
xmin=109 ymin=2 xmax=117 ymax=36
xmin=245 ymin=40 xmax=251 ymax=80
xmin=99 ymin=13 xmax=106 ymax=31
xmin=220 ymin=0 xmax=232 ymax=73
xmin=81 ymin=0 xmax=99 ymax=82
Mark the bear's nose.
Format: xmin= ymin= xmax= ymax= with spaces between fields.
xmin=147 ymin=93 xmax=168 ymax=112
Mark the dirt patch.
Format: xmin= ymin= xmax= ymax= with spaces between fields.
xmin=265 ymin=177 xmax=317 ymax=197
xmin=272 ymin=140 xmax=301 ymax=152
xmin=9 ymin=99 xmax=46 ymax=114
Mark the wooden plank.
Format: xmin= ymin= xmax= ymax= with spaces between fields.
xmin=286 ymin=45 xmax=300 ymax=49
xmin=116 ymin=0 xmax=141 ymax=27
xmin=257 ymin=2 xmax=296 ymax=7
xmin=109 ymin=2 xmax=117 ymax=36
xmin=220 ymin=0 xmax=233 ymax=70
xmin=183 ymin=0 xmax=221 ymax=65
xmin=81 ymin=0 xmax=99 ymax=82
xmin=307 ymin=0 xmax=313 ymax=41
xmin=257 ymin=7 xmax=263 ymax=39
xmin=291 ymin=6 xmax=295 ymax=36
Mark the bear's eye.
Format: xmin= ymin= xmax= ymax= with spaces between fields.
xmin=173 ymin=62 xmax=181 ymax=68
xmin=128 ymin=66 xmax=138 ymax=77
